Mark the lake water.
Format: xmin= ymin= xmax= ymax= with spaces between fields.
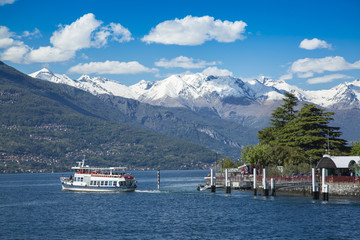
xmin=1 ymin=170 xmax=360 ymax=239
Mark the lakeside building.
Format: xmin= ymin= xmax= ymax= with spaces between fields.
xmin=316 ymin=155 xmax=360 ymax=176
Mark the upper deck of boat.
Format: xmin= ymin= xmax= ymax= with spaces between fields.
xmin=71 ymin=160 xmax=127 ymax=174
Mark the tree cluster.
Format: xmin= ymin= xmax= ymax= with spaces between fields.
xmin=242 ymin=93 xmax=349 ymax=167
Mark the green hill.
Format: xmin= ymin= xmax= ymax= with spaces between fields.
xmin=0 ymin=62 xmax=216 ymax=173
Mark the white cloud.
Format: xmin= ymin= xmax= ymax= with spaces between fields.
xmin=0 ymin=26 xmax=15 ymax=48
xmin=22 ymin=28 xmax=41 ymax=38
xmin=21 ymin=13 xmax=133 ymax=63
xmin=279 ymin=73 xmax=293 ymax=81
xmin=142 ymin=15 xmax=247 ymax=45
xmin=0 ymin=26 xmax=31 ymax=63
xmin=0 ymin=0 xmax=15 ymax=6
xmin=307 ymin=74 xmax=352 ymax=84
xmin=202 ymin=66 xmax=233 ymax=76
xmin=291 ymin=56 xmax=360 ymax=77
xmin=299 ymin=38 xmax=332 ymax=50
xmin=68 ymin=60 xmax=157 ymax=75
xmin=1 ymin=45 xmax=29 ymax=63
xmin=50 ymin=13 xmax=102 ymax=51
xmin=94 ymin=22 xmax=133 ymax=47
xmin=0 ymin=37 xmax=14 ymax=48
xmin=297 ymin=72 xmax=314 ymax=78
xmin=26 ymin=46 xmax=75 ymax=63
xmin=155 ymin=56 xmax=217 ymax=69
xmin=108 ymin=23 xmax=133 ymax=43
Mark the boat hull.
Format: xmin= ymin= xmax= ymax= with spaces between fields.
xmin=62 ymin=183 xmax=136 ymax=192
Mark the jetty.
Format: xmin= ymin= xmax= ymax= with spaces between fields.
xmin=201 ymin=166 xmax=360 ymax=198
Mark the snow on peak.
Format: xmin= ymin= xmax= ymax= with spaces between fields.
xmin=29 ymin=68 xmax=54 ymax=80
xmin=30 ymin=68 xmax=135 ymax=99
xmin=77 ymin=75 xmax=92 ymax=82
xmin=28 ymin=68 xmax=360 ymax=110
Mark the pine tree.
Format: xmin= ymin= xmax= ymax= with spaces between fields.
xmin=281 ymin=103 xmax=348 ymax=161
xmin=257 ymin=93 xmax=348 ymax=166
xmin=270 ymin=92 xmax=298 ymax=128
xmin=258 ymin=92 xmax=298 ymax=144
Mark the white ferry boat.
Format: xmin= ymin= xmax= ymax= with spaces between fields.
xmin=60 ymin=160 xmax=137 ymax=192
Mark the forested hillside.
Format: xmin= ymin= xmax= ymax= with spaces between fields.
xmin=0 ymin=62 xmax=215 ymax=173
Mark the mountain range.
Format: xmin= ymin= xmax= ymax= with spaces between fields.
xmin=29 ymin=68 xmax=360 ymax=136
xmin=0 ymin=61 xmax=220 ymax=172
xmin=30 ymin=68 xmax=360 ymax=113
xmin=2 ymin=61 xmax=359 ymax=173
xmin=29 ymin=68 xmax=360 ymax=150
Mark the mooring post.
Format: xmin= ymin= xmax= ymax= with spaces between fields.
xmin=263 ymin=168 xmax=269 ymax=196
xmin=157 ymin=169 xmax=160 ymax=191
xmin=211 ymin=168 xmax=216 ymax=193
xmin=253 ymin=168 xmax=257 ymax=196
xmin=225 ymin=168 xmax=231 ymax=194
xmin=270 ymin=178 xmax=275 ymax=196
xmin=322 ymin=168 xmax=329 ymax=201
xmin=323 ymin=184 xmax=329 ymax=201
xmin=312 ymin=168 xmax=319 ymax=200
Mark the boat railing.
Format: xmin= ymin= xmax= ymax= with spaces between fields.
xmin=90 ymin=174 xmax=124 ymax=178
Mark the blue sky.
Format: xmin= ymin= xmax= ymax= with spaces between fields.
xmin=0 ymin=0 xmax=359 ymax=90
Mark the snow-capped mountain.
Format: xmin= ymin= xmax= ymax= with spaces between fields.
xmin=130 ymin=73 xmax=284 ymax=109
xmin=29 ymin=68 xmax=135 ymax=99
xmin=27 ymin=67 xmax=360 ymax=151
xmin=262 ymin=77 xmax=360 ymax=108
xmin=29 ymin=68 xmax=360 ymax=117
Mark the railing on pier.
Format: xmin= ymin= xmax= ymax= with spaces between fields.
xmin=215 ymin=173 xmax=252 ymax=183
xmin=256 ymin=175 xmax=312 ymax=183
xmin=211 ymin=172 xmax=360 ymax=186
xmin=256 ymin=175 xmax=360 ymax=184
xmin=326 ymin=176 xmax=360 ymax=184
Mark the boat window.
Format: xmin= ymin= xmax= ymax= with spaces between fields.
xmin=93 ymin=181 xmax=97 ymax=185
xmin=119 ymin=181 xmax=122 ymax=186
xmin=90 ymin=181 xmax=93 ymax=185
xmin=101 ymin=181 xmax=104 ymax=186
xmin=80 ymin=177 xmax=83 ymax=182
xmin=105 ymin=181 xmax=108 ymax=186
xmin=109 ymin=181 xmax=112 ymax=186
xmin=113 ymin=181 xmax=117 ymax=186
